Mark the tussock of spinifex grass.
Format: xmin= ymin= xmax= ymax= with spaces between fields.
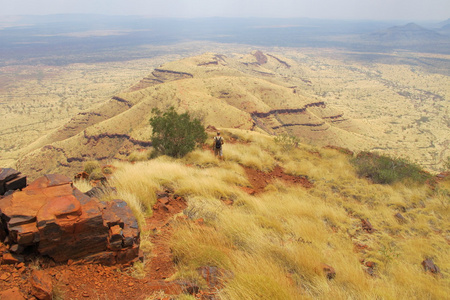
xmin=107 ymin=129 xmax=449 ymax=299
xmin=73 ymin=178 xmax=94 ymax=193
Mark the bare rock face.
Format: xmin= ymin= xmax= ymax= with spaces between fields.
xmin=252 ymin=50 xmax=268 ymax=65
xmin=0 ymin=174 xmax=140 ymax=265
xmin=0 ymin=168 xmax=27 ymax=196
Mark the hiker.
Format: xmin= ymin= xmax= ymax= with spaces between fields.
xmin=213 ymin=132 xmax=224 ymax=158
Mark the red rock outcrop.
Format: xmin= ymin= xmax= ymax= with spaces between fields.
xmin=0 ymin=168 xmax=26 ymax=196
xmin=252 ymin=50 xmax=268 ymax=65
xmin=0 ymin=174 xmax=140 ymax=265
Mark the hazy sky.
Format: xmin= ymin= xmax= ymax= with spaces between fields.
xmin=2 ymin=0 xmax=449 ymax=20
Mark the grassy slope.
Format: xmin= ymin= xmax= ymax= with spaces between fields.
xmin=18 ymin=52 xmax=370 ymax=180
xmin=80 ymin=128 xmax=450 ymax=299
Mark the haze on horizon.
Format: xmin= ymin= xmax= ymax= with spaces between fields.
xmin=2 ymin=0 xmax=449 ymax=21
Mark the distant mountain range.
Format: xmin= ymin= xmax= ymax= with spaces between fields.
xmin=1 ymin=15 xmax=450 ymax=64
xmin=357 ymin=22 xmax=450 ymax=52
xmin=368 ymin=23 xmax=445 ymax=43
xmin=438 ymin=23 xmax=450 ymax=35
xmin=436 ymin=18 xmax=450 ymax=28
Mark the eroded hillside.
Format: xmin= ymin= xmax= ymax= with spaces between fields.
xmin=17 ymin=51 xmax=371 ymax=179
xmin=5 ymin=49 xmax=449 ymax=179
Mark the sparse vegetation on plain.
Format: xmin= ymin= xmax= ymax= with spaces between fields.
xmin=102 ymin=129 xmax=449 ymax=299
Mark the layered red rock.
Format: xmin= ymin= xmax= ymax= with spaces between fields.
xmin=0 ymin=174 xmax=140 ymax=265
xmin=0 ymin=168 xmax=26 ymax=196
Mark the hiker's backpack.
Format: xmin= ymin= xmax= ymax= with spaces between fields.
xmin=215 ymin=137 xmax=222 ymax=149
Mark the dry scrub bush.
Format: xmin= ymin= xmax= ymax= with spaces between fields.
xmin=84 ymin=160 xmax=101 ymax=174
xmin=130 ymin=261 xmax=146 ymax=279
xmin=128 ymin=150 xmax=151 ymax=162
xmin=89 ymin=168 xmax=105 ymax=181
xmin=182 ymin=149 xmax=220 ymax=168
xmin=73 ymin=179 xmax=93 ymax=193
xmin=282 ymin=148 xmax=355 ymax=182
xmin=224 ymin=143 xmax=275 ymax=171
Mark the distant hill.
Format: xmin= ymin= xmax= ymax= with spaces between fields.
xmin=438 ymin=23 xmax=450 ymax=36
xmin=368 ymin=22 xmax=444 ymax=44
xmin=436 ymin=18 xmax=450 ymax=28
xmin=17 ymin=51 xmax=370 ymax=179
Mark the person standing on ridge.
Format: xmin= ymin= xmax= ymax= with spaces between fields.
xmin=213 ymin=132 xmax=224 ymax=159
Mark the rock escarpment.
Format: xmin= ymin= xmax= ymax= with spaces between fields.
xmin=0 ymin=168 xmax=27 ymax=196
xmin=0 ymin=174 xmax=140 ymax=265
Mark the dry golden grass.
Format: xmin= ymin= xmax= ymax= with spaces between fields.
xmin=73 ymin=179 xmax=93 ymax=193
xmin=107 ymin=128 xmax=449 ymax=299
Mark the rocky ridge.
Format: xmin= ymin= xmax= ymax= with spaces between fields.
xmin=0 ymin=171 xmax=141 ymax=265
xmin=17 ymin=51 xmax=368 ymax=180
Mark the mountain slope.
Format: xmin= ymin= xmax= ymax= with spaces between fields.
xmin=18 ymin=51 xmax=370 ymax=179
xmin=92 ymin=128 xmax=450 ymax=299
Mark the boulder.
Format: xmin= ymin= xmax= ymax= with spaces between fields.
xmin=4 ymin=175 xmax=26 ymax=193
xmin=320 ymin=263 xmax=336 ymax=280
xmin=0 ymin=174 xmax=140 ymax=265
xmin=103 ymin=199 xmax=140 ymax=246
xmin=0 ymin=287 xmax=26 ymax=300
xmin=394 ymin=213 xmax=407 ymax=224
xmin=361 ymin=218 xmax=375 ymax=233
xmin=30 ymin=270 xmax=53 ymax=300
xmin=197 ymin=266 xmax=234 ymax=290
xmin=422 ymin=258 xmax=440 ymax=274
xmin=2 ymin=252 xmax=25 ymax=264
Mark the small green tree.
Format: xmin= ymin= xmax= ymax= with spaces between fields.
xmin=274 ymin=134 xmax=300 ymax=152
xmin=149 ymin=107 xmax=207 ymax=158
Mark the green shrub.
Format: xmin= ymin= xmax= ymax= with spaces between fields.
xmin=102 ymin=167 xmax=113 ymax=175
xmin=128 ymin=151 xmax=149 ymax=162
xmin=89 ymin=168 xmax=105 ymax=181
xmin=84 ymin=160 xmax=101 ymax=174
xmin=351 ymin=152 xmax=431 ymax=185
xmin=274 ymin=134 xmax=300 ymax=151
xmin=149 ymin=107 xmax=207 ymax=158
